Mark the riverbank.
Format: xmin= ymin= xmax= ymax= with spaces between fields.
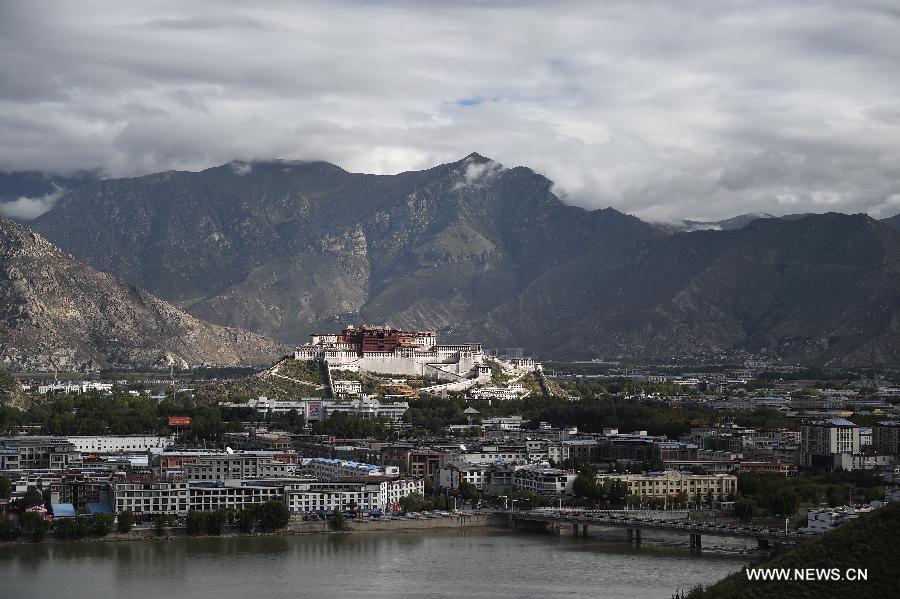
xmin=0 ymin=513 xmax=495 ymax=545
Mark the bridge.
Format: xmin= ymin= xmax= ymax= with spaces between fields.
xmin=498 ymin=509 xmax=810 ymax=550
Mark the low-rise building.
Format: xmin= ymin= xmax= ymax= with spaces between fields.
xmin=189 ymin=481 xmax=285 ymax=512
xmin=304 ymin=457 xmax=399 ymax=479
xmin=434 ymin=462 xmax=488 ymax=491
xmin=804 ymin=505 xmax=877 ymax=533
xmin=114 ymin=479 xmax=190 ymax=515
xmin=67 ymin=435 xmax=171 ymax=454
xmin=470 ymin=384 xmax=526 ymax=401
xmin=596 ymin=470 xmax=738 ymax=501
xmin=512 ymin=466 xmax=576 ymax=495
xmin=183 ymin=451 xmax=299 ymax=481
xmin=285 ymin=481 xmax=380 ymax=513
xmin=332 ymin=380 xmax=362 ymax=397
xmin=0 ymin=437 xmax=81 ymax=471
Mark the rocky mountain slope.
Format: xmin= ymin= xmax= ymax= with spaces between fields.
xmin=461 ymin=213 xmax=900 ymax=364
xmin=32 ymin=154 xmax=660 ymax=345
xmin=27 ymin=154 xmax=900 ymax=365
xmin=0 ymin=218 xmax=288 ymax=370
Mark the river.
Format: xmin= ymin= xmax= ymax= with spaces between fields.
xmin=0 ymin=529 xmax=749 ymax=598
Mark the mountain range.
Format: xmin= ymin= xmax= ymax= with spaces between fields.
xmin=1 ymin=153 xmax=898 ymax=366
xmin=0 ymin=218 xmax=287 ymax=370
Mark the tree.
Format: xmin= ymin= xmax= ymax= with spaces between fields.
xmin=0 ymin=475 xmax=11 ymax=500
xmin=191 ymin=406 xmax=224 ymax=446
xmin=73 ymin=517 xmax=91 ymax=539
xmin=0 ymin=517 xmax=17 ymax=541
xmin=398 ymin=492 xmax=430 ymax=514
xmin=20 ymin=486 xmax=43 ymax=508
xmin=205 ymin=510 xmax=226 ymax=535
xmin=117 ymin=510 xmax=134 ymax=533
xmin=19 ymin=511 xmax=49 ymax=541
xmin=458 ymin=481 xmax=478 ymax=503
xmin=734 ymin=498 xmax=754 ymax=522
xmin=573 ymin=474 xmax=599 ymax=500
xmin=90 ymin=513 xmax=114 ymax=536
xmin=330 ymin=508 xmax=346 ymax=531
xmin=186 ymin=510 xmax=206 ymax=534
xmin=154 ymin=514 xmax=167 ymax=536
xmin=237 ymin=509 xmax=255 ymax=533
xmin=767 ymin=489 xmax=799 ymax=516
xmin=258 ymin=501 xmax=290 ymax=532
xmin=603 ymin=480 xmax=629 ymax=506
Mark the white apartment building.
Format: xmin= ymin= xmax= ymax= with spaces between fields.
xmin=482 ymin=416 xmax=524 ymax=431
xmin=596 ymin=470 xmax=738 ymax=501
xmin=512 ymin=466 xmax=576 ymax=495
xmin=189 ymin=481 xmax=284 ymax=512
xmin=801 ymin=418 xmax=861 ymax=467
xmin=326 ymin=397 xmax=409 ymax=422
xmin=470 ymin=384 xmax=526 ymax=401
xmin=184 ymin=452 xmax=298 ymax=481
xmin=114 ymin=480 xmax=190 ymax=515
xmin=332 ymin=380 xmax=362 ymax=397
xmin=304 ymin=457 xmax=399 ymax=479
xmin=285 ymin=482 xmax=380 ymax=513
xmin=804 ymin=505 xmax=877 ymax=533
xmin=434 ymin=463 xmax=488 ymax=491
xmin=67 ymin=435 xmax=172 ymax=454
xmin=458 ymin=446 xmax=529 ymax=465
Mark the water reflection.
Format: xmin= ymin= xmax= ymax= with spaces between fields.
xmin=1 ymin=530 xmax=748 ymax=599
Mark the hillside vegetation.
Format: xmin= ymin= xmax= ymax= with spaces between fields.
xmin=676 ymin=502 xmax=900 ymax=598
xmin=193 ymin=358 xmax=328 ymax=402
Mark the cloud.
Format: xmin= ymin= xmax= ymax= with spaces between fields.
xmin=0 ymin=185 xmax=66 ymax=220
xmin=229 ymin=161 xmax=253 ymax=176
xmin=0 ymin=0 xmax=898 ymax=222
xmin=452 ymin=157 xmax=505 ymax=190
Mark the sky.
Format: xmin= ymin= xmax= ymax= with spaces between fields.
xmin=1 ymin=0 xmax=899 ymax=222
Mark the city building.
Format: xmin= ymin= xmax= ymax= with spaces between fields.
xmin=295 ymin=324 xmax=484 ymax=381
xmin=596 ymin=470 xmax=738 ymax=502
xmin=189 ymin=481 xmax=285 ymax=512
xmin=67 ymin=435 xmax=172 ymax=454
xmin=332 ymin=379 xmax=362 ymax=397
xmin=873 ymin=421 xmax=900 ymax=457
xmin=0 ymin=437 xmax=81 ymax=470
xmin=183 ymin=451 xmax=299 ymax=481
xmin=434 ymin=462 xmax=488 ymax=491
xmin=512 ymin=466 xmax=576 ymax=495
xmin=304 ymin=457 xmax=399 ymax=479
xmin=113 ymin=479 xmax=190 ymax=515
xmin=285 ymin=481 xmax=380 ymax=514
xmin=470 ymin=384 xmax=526 ymax=401
xmin=801 ymin=418 xmax=861 ymax=469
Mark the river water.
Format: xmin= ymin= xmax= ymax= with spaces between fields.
xmin=0 ymin=529 xmax=749 ymax=599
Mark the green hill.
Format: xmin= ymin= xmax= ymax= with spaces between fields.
xmin=678 ymin=502 xmax=900 ymax=598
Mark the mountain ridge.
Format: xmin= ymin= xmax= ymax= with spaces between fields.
xmin=26 ymin=155 xmax=900 ymax=365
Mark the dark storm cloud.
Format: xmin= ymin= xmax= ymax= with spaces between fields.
xmin=0 ymin=0 xmax=899 ymax=221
